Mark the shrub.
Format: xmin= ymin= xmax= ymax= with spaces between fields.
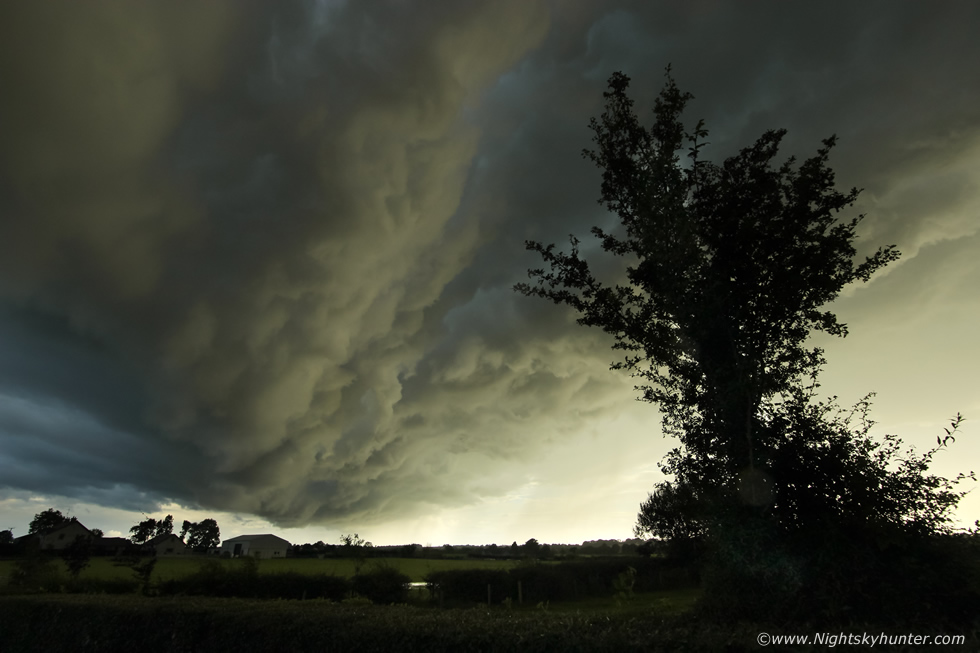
xmin=510 ymin=564 xmax=579 ymax=603
xmin=425 ymin=569 xmax=512 ymax=605
xmin=9 ymin=542 xmax=61 ymax=592
xmin=351 ymin=562 xmax=410 ymax=604
xmin=62 ymin=536 xmax=92 ymax=580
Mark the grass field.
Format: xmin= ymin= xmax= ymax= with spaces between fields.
xmin=6 ymin=590 xmax=970 ymax=652
xmin=0 ymin=555 xmax=529 ymax=585
xmin=0 ymin=590 xmax=761 ymax=653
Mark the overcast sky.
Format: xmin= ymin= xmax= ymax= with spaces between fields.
xmin=1 ymin=1 xmax=977 ymax=547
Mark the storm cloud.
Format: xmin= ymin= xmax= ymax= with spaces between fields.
xmin=1 ymin=0 xmax=978 ymax=539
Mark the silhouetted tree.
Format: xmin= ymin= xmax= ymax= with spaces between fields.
xmin=516 ymin=68 xmax=976 ymax=621
xmin=340 ymin=533 xmax=368 ymax=549
xmin=130 ymin=515 xmax=173 ymax=544
xmin=63 ymin=535 xmax=92 ymax=579
xmin=634 ymin=480 xmax=708 ymax=564
xmin=89 ymin=528 xmax=104 ymax=538
xmin=28 ymin=508 xmax=68 ymax=535
xmin=522 ymin=538 xmax=541 ymax=557
xmin=340 ymin=533 xmax=372 ymax=573
xmin=0 ymin=529 xmax=14 ymax=556
xmin=181 ymin=519 xmax=221 ymax=553
xmin=517 ymin=68 xmax=899 ymax=521
xmin=154 ymin=515 xmax=174 ymax=537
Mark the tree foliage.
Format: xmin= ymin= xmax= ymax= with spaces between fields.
xmin=340 ymin=533 xmax=373 ymax=573
xmin=28 ymin=508 xmax=68 ymax=535
xmin=340 ymin=533 xmax=371 ymax=550
xmin=516 ymin=67 xmax=900 ymax=513
xmin=181 ymin=519 xmax=221 ymax=553
xmin=63 ymin=535 xmax=92 ymax=580
xmin=130 ymin=514 xmax=174 ymax=544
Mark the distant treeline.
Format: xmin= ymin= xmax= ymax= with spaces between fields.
xmin=288 ymin=538 xmax=648 ymax=559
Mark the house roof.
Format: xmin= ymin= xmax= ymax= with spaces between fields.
xmin=145 ymin=533 xmax=185 ymax=546
xmin=16 ymin=518 xmax=93 ymax=540
xmin=221 ymin=534 xmax=291 ymax=547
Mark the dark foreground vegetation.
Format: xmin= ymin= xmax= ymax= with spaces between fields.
xmin=2 ymin=551 xmax=979 ymax=651
xmin=0 ymin=593 xmax=775 ymax=652
xmin=2 ymin=587 xmax=977 ymax=652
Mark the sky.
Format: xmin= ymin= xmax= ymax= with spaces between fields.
xmin=0 ymin=0 xmax=978 ymax=547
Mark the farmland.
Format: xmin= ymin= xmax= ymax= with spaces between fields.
xmin=0 ymin=553 xmax=716 ymax=651
xmin=0 ymin=554 xmax=525 ymax=585
xmin=1 ymin=553 xmax=977 ymax=651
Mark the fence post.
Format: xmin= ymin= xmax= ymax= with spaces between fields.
xmin=518 ymin=580 xmax=523 ymax=605
xmin=487 ymin=583 xmax=491 ymax=606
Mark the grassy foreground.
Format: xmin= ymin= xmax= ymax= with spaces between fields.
xmin=3 ymin=556 xmax=977 ymax=651
xmin=3 ymin=591 xmax=975 ymax=653
xmin=0 ymin=593 xmax=683 ymax=653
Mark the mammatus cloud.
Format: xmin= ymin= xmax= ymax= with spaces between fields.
xmin=1 ymin=1 xmax=978 ymax=535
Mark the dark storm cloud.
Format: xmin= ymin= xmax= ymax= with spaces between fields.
xmin=1 ymin=1 xmax=977 ymax=529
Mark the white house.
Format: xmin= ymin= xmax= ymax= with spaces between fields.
xmin=220 ymin=534 xmax=290 ymax=559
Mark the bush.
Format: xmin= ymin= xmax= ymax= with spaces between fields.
xmin=687 ymin=399 xmax=980 ymax=625
xmin=510 ymin=564 xmax=579 ymax=603
xmin=425 ymin=569 xmax=512 ymax=605
xmin=351 ymin=562 xmax=411 ymax=604
xmin=9 ymin=543 xmax=61 ymax=593
xmin=423 ymin=558 xmax=698 ymax=607
xmin=62 ymin=536 xmax=92 ymax=580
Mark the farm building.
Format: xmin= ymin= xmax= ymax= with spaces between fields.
xmin=144 ymin=533 xmax=190 ymax=556
xmin=16 ymin=517 xmax=93 ymax=551
xmin=220 ymin=534 xmax=290 ymax=558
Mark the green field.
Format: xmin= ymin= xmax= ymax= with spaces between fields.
xmin=0 ymin=555 xmax=527 ymax=585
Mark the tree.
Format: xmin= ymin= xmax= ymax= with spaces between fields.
xmin=0 ymin=529 xmax=14 ymax=556
xmin=154 ymin=515 xmax=174 ymax=538
xmin=516 ymin=68 xmax=977 ymax=621
xmin=63 ymin=535 xmax=92 ymax=580
xmin=516 ymin=67 xmax=898 ymax=520
xmin=522 ymin=538 xmax=541 ymax=557
xmin=129 ymin=514 xmax=173 ymax=545
xmin=130 ymin=518 xmax=152 ymax=544
xmin=340 ymin=533 xmax=370 ymax=550
xmin=634 ymin=479 xmax=708 ymax=564
xmin=181 ymin=518 xmax=220 ymax=553
xmin=340 ymin=533 xmax=372 ymax=573
xmin=89 ymin=528 xmax=104 ymax=538
xmin=28 ymin=508 xmax=68 ymax=535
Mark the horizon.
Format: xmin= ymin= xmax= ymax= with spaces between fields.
xmin=4 ymin=502 xmax=646 ymax=549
